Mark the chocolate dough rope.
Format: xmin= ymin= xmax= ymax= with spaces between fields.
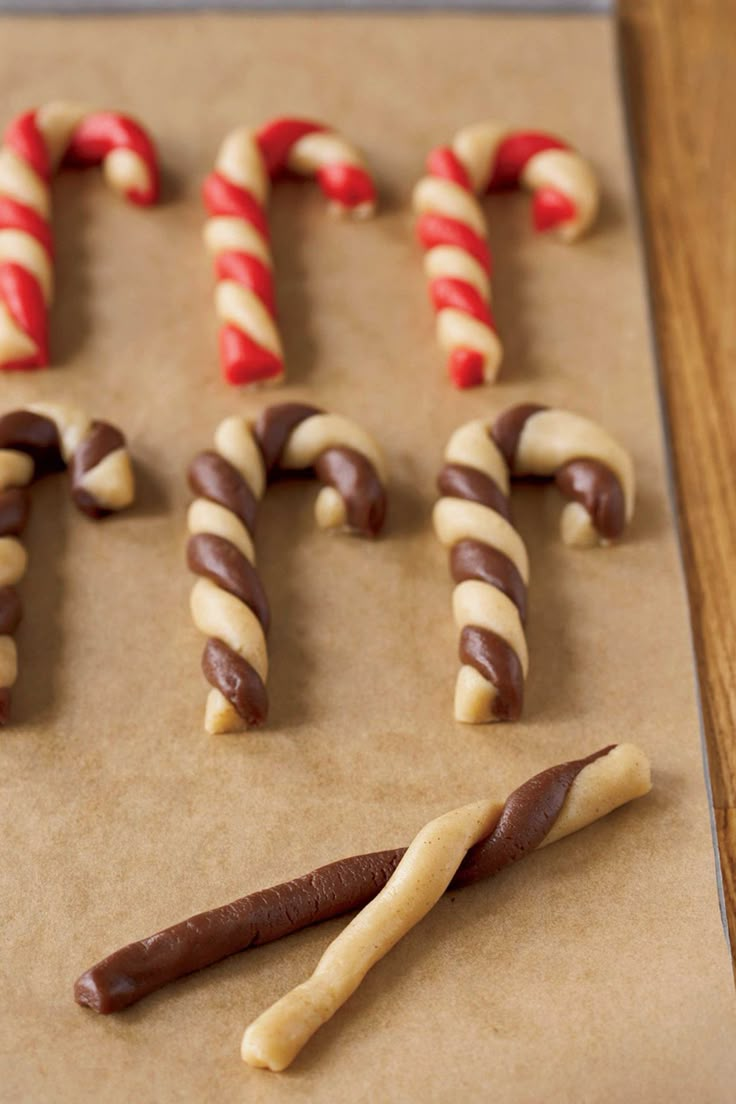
xmin=74 ymin=744 xmax=650 ymax=1020
xmin=0 ymin=403 xmax=134 ymax=723
xmin=203 ymin=117 xmax=376 ymax=386
xmin=0 ymin=102 xmax=159 ymax=370
xmin=188 ymin=402 xmax=386 ymax=734
xmin=434 ymin=404 xmax=635 ymax=723
xmin=413 ymin=123 xmax=599 ymax=388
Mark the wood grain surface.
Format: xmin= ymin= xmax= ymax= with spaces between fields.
xmin=620 ymin=0 xmax=736 ymax=962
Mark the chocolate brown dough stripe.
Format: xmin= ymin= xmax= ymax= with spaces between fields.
xmin=74 ymin=743 xmax=652 ymax=1015
xmin=0 ymin=403 xmax=134 ymax=724
xmin=188 ymin=405 xmax=387 ymax=735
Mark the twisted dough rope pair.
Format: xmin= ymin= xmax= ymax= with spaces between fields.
xmin=187 ymin=402 xmax=387 ymax=734
xmin=0 ymin=102 xmax=159 ymax=370
xmin=434 ymin=403 xmax=635 ymax=723
xmin=75 ymin=743 xmax=651 ymax=1024
xmin=413 ymin=122 xmax=599 ymax=387
xmin=0 ymin=403 xmax=135 ymax=723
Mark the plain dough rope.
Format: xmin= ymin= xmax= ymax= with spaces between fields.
xmin=203 ymin=117 xmax=376 ymax=386
xmin=241 ymin=742 xmax=651 ymax=1071
xmin=412 ymin=123 xmax=599 ymax=388
xmin=187 ymin=402 xmax=387 ymax=735
xmin=0 ymin=101 xmax=159 ymax=370
xmin=434 ymin=403 xmax=635 ymax=723
xmin=0 ymin=402 xmax=135 ymax=723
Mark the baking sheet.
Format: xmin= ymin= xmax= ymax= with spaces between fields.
xmin=0 ymin=11 xmax=734 ymax=1103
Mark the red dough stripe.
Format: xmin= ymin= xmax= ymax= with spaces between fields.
xmin=4 ymin=111 xmax=49 ymax=181
xmin=0 ymin=197 xmax=53 ymax=254
xmin=215 ymin=252 xmax=275 ymax=316
xmin=219 ymin=324 xmax=283 ymax=387
xmin=316 ymin=163 xmax=375 ymax=209
xmin=256 ymin=118 xmax=326 ymax=176
xmin=63 ymin=112 xmax=159 ymax=204
xmin=430 ymin=277 xmax=495 ymax=327
xmin=488 ymin=131 xmax=569 ymax=190
xmin=417 ymin=213 xmax=491 ymax=274
xmin=427 ymin=146 xmax=471 ymax=190
xmin=0 ymin=262 xmax=47 ymax=368
xmin=202 ymin=173 xmax=269 ymax=240
xmin=533 ymin=187 xmax=578 ymax=232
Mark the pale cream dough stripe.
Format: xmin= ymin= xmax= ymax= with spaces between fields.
xmin=241 ymin=743 xmax=651 ymax=1071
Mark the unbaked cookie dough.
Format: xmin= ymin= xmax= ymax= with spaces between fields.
xmin=187 ymin=402 xmax=387 ymax=734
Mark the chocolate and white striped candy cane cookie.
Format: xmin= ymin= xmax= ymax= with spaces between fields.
xmin=0 ymin=403 xmax=134 ymax=723
xmin=187 ymin=402 xmax=386 ymax=735
xmin=413 ymin=123 xmax=599 ymax=388
xmin=0 ymin=102 xmax=158 ymax=370
xmin=434 ymin=404 xmax=634 ymax=723
xmin=203 ymin=118 xmax=376 ymax=386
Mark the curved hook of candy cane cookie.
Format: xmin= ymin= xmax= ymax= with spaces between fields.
xmin=0 ymin=101 xmax=159 ymax=370
xmin=0 ymin=402 xmax=135 ymax=724
xmin=203 ymin=117 xmax=376 ymax=387
xmin=434 ymin=404 xmax=634 ymax=723
xmin=412 ymin=123 xmax=599 ymax=388
xmin=187 ymin=402 xmax=386 ymax=735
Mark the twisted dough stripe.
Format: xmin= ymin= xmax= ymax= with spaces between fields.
xmin=187 ymin=402 xmax=386 ymax=734
xmin=0 ymin=403 xmax=134 ymax=723
xmin=0 ymin=102 xmax=158 ymax=371
xmin=203 ymin=118 xmax=376 ymax=387
xmin=434 ymin=403 xmax=635 ymax=723
xmin=241 ymin=743 xmax=651 ymax=1070
xmin=412 ymin=123 xmax=599 ymax=388
xmin=75 ymin=743 xmax=650 ymax=1015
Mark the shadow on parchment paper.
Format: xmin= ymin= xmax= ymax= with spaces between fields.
xmin=11 ymin=481 xmax=67 ymax=725
xmin=485 ymin=184 xmax=623 ymax=387
xmin=47 ymin=170 xmax=178 ymax=369
xmin=270 ymin=184 xmax=322 ymax=388
xmin=48 ymin=181 xmax=92 ymax=367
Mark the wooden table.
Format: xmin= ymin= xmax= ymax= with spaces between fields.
xmin=620 ymin=0 xmax=736 ymax=963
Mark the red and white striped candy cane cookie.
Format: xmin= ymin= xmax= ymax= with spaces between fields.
xmin=0 ymin=101 xmax=158 ymax=371
xmin=203 ymin=118 xmax=376 ymax=387
xmin=413 ymin=123 xmax=599 ymax=389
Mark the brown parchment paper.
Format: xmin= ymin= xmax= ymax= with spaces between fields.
xmin=0 ymin=11 xmax=734 ymax=1103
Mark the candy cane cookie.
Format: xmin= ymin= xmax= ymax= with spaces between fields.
xmin=0 ymin=102 xmax=158 ymax=370
xmin=203 ymin=118 xmax=376 ymax=386
xmin=434 ymin=404 xmax=634 ymax=723
xmin=75 ymin=743 xmax=650 ymax=1016
xmin=0 ymin=403 xmax=134 ymax=722
xmin=413 ymin=124 xmax=599 ymax=388
xmin=187 ymin=402 xmax=386 ymax=734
